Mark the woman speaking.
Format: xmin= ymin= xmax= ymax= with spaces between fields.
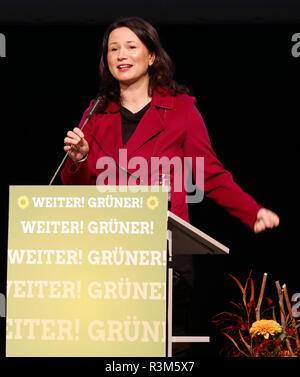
xmin=61 ymin=17 xmax=279 ymax=348
xmin=61 ymin=16 xmax=279 ymax=233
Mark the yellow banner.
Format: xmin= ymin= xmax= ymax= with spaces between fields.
xmin=6 ymin=186 xmax=168 ymax=357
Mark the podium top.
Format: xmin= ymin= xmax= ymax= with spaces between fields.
xmin=167 ymin=211 xmax=229 ymax=255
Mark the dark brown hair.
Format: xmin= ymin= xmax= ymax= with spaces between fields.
xmin=97 ymin=16 xmax=190 ymax=112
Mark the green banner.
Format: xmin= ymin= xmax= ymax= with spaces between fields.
xmin=6 ymin=185 xmax=168 ymax=357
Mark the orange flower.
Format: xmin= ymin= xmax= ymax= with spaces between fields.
xmin=250 ymin=319 xmax=282 ymax=339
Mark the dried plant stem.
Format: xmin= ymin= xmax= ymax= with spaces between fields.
xmin=282 ymin=284 xmax=300 ymax=349
xmin=275 ymin=281 xmax=286 ymax=330
xmin=275 ymin=281 xmax=295 ymax=357
xmin=255 ymin=273 xmax=267 ymax=321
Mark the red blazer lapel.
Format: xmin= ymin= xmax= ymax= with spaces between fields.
xmin=91 ymin=109 xmax=122 ymax=162
xmin=125 ymin=90 xmax=174 ymax=157
xmin=125 ymin=104 xmax=165 ymax=157
xmin=91 ymin=90 xmax=174 ymax=160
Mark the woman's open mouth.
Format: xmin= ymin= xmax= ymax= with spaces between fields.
xmin=117 ymin=64 xmax=133 ymax=72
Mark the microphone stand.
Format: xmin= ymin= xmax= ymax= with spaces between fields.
xmin=49 ymin=96 xmax=102 ymax=186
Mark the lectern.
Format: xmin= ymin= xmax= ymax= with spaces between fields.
xmin=166 ymin=211 xmax=229 ymax=357
xmin=6 ymin=186 xmax=229 ymax=357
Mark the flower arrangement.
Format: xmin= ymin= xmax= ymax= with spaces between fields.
xmin=212 ymin=271 xmax=300 ymax=357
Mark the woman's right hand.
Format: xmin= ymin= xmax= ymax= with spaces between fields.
xmin=64 ymin=127 xmax=89 ymax=163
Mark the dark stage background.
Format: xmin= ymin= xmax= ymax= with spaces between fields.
xmin=0 ymin=2 xmax=300 ymax=361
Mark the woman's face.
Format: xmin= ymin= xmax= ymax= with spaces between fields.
xmin=107 ymin=27 xmax=155 ymax=87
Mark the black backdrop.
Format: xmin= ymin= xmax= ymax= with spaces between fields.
xmin=0 ymin=12 xmax=299 ymax=361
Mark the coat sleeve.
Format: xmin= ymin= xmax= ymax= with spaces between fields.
xmin=61 ymin=100 xmax=97 ymax=185
xmin=183 ymin=98 xmax=262 ymax=230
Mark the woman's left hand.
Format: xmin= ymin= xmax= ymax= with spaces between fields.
xmin=254 ymin=208 xmax=280 ymax=233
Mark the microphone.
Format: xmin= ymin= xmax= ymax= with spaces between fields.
xmin=85 ymin=96 xmax=103 ymax=120
xmin=49 ymin=95 xmax=102 ymax=185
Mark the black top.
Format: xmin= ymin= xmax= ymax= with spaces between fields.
xmin=120 ymin=102 xmax=151 ymax=146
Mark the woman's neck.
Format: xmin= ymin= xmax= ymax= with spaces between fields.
xmin=120 ymin=79 xmax=152 ymax=113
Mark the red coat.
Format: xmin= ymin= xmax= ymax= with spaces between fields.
xmin=61 ymin=89 xmax=262 ymax=230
